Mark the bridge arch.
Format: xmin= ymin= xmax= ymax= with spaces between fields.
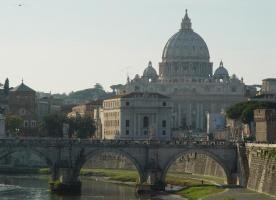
xmin=0 ymin=147 xmax=53 ymax=171
xmin=75 ymin=148 xmax=146 ymax=183
xmin=161 ymin=149 xmax=232 ymax=185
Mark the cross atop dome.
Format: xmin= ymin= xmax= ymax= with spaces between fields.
xmin=181 ymin=9 xmax=192 ymax=31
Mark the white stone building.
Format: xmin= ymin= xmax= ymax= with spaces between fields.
xmin=102 ymin=92 xmax=172 ymax=140
xmin=113 ymin=10 xmax=247 ymax=133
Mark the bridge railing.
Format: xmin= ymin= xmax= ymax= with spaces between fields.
xmin=0 ymin=137 xmax=236 ymax=147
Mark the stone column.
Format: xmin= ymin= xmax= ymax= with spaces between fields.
xmin=187 ymin=103 xmax=192 ymax=127
xmin=200 ymin=104 xmax=204 ymax=130
xmin=178 ymin=103 xmax=181 ymax=128
xmin=196 ymin=103 xmax=200 ymax=129
xmin=49 ymin=166 xmax=81 ymax=195
xmin=136 ymin=149 xmax=166 ymax=194
xmin=0 ymin=114 xmax=5 ymax=138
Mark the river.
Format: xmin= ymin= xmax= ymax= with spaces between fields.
xmin=0 ymin=175 xmax=157 ymax=200
xmin=0 ymin=175 xmax=275 ymax=200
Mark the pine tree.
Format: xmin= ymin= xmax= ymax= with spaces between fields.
xmin=4 ymin=78 xmax=9 ymax=95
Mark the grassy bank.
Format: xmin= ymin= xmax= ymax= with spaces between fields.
xmin=80 ymin=168 xmax=138 ymax=182
xmin=80 ymin=168 xmax=224 ymax=199
xmin=177 ymin=185 xmax=223 ymax=200
xmin=36 ymin=168 xmax=223 ymax=199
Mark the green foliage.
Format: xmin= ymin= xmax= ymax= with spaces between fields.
xmin=94 ymin=83 xmax=104 ymax=90
xmin=42 ymin=113 xmax=96 ymax=138
xmin=4 ymin=78 xmax=9 ymax=95
xmin=80 ymin=168 xmax=138 ymax=182
xmin=66 ymin=114 xmax=96 ymax=138
xmin=177 ymin=185 xmax=223 ymax=200
xmin=39 ymin=168 xmax=50 ymax=174
xmin=226 ymin=101 xmax=276 ymax=124
xmin=5 ymin=114 xmax=23 ymax=135
xmin=42 ymin=113 xmax=65 ymax=137
xmin=223 ymin=197 xmax=236 ymax=200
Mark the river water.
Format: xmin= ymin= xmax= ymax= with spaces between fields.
xmin=0 ymin=175 xmax=155 ymax=200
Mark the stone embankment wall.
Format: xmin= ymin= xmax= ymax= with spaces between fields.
xmin=83 ymin=152 xmax=226 ymax=180
xmin=246 ymin=143 xmax=276 ymax=196
xmin=83 ymin=153 xmax=136 ymax=169
xmin=168 ymin=153 xmax=225 ymax=178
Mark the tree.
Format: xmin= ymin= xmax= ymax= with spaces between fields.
xmin=5 ymin=115 xmax=23 ymax=136
xmin=4 ymin=78 xmax=9 ymax=95
xmin=94 ymin=83 xmax=104 ymax=91
xmin=226 ymin=101 xmax=276 ymax=124
xmin=42 ymin=113 xmax=66 ymax=137
xmin=75 ymin=115 xmax=96 ymax=138
xmin=66 ymin=114 xmax=96 ymax=139
xmin=42 ymin=113 xmax=96 ymax=138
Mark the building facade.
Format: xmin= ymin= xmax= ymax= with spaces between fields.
xmin=8 ymin=82 xmax=37 ymax=131
xmin=102 ymin=92 xmax=172 ymax=140
xmin=113 ymin=10 xmax=247 ymax=133
xmin=254 ymin=109 xmax=276 ymax=143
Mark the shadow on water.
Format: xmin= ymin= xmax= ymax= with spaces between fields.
xmin=0 ymin=175 xmax=156 ymax=200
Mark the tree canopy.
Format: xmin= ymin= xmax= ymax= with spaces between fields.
xmin=4 ymin=78 xmax=9 ymax=95
xmin=226 ymin=101 xmax=276 ymax=124
xmin=5 ymin=114 xmax=23 ymax=136
xmin=42 ymin=113 xmax=96 ymax=138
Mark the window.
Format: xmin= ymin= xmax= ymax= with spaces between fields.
xmin=143 ymin=116 xmax=149 ymax=128
xmin=162 ymin=120 xmax=166 ymax=128
xmin=126 ymin=102 xmax=130 ymax=106
xmin=126 ymin=120 xmax=130 ymax=127
xmin=24 ymin=120 xmax=29 ymax=127
xmin=162 ymin=130 xmax=166 ymax=135
xmin=144 ymin=130 xmax=148 ymax=135
xmin=162 ymin=102 xmax=167 ymax=106
xmin=126 ymin=130 xmax=129 ymax=135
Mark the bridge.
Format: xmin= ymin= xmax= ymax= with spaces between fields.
xmin=0 ymin=138 xmax=249 ymax=194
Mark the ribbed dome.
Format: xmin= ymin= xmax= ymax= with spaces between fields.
xmin=143 ymin=61 xmax=158 ymax=79
xmin=214 ymin=61 xmax=229 ymax=78
xmin=162 ymin=10 xmax=210 ymax=62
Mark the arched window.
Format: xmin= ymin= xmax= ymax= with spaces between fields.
xmin=143 ymin=116 xmax=149 ymax=128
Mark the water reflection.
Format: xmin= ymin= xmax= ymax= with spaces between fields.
xmin=0 ymin=175 xmax=152 ymax=200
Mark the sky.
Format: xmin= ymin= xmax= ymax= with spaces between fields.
xmin=0 ymin=0 xmax=275 ymax=93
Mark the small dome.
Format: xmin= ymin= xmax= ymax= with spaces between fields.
xmin=143 ymin=61 xmax=158 ymax=80
xmin=162 ymin=10 xmax=210 ymax=62
xmin=214 ymin=61 xmax=229 ymax=79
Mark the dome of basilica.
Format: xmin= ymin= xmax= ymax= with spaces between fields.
xmin=143 ymin=61 xmax=158 ymax=80
xmin=162 ymin=10 xmax=210 ymax=62
xmin=214 ymin=61 xmax=229 ymax=79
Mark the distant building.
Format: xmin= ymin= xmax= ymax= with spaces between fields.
xmin=250 ymin=78 xmax=276 ymax=102
xmin=37 ymin=96 xmax=63 ymax=119
xmin=8 ymin=82 xmax=37 ymax=132
xmin=68 ymin=100 xmax=103 ymax=139
xmin=115 ymin=11 xmax=247 ymax=133
xmin=102 ymin=92 xmax=172 ymax=140
xmin=254 ymin=109 xmax=276 ymax=143
xmin=261 ymin=78 xmax=276 ymax=94
xmin=67 ymin=100 xmax=102 ymax=118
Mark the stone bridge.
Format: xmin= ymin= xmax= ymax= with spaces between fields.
xmin=0 ymin=138 xmax=248 ymax=193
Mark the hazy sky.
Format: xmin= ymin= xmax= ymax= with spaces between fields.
xmin=0 ymin=0 xmax=275 ymax=93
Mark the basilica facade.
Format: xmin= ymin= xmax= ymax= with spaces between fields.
xmin=114 ymin=10 xmax=247 ymax=132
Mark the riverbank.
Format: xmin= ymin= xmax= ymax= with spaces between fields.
xmin=0 ymin=168 xmax=224 ymax=199
xmin=78 ymin=168 xmax=224 ymax=200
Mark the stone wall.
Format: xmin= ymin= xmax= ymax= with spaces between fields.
xmin=83 ymin=152 xmax=226 ymax=182
xmin=246 ymin=144 xmax=276 ymax=196
xmin=168 ymin=153 xmax=226 ymax=179
xmin=83 ymin=153 xmax=135 ymax=169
